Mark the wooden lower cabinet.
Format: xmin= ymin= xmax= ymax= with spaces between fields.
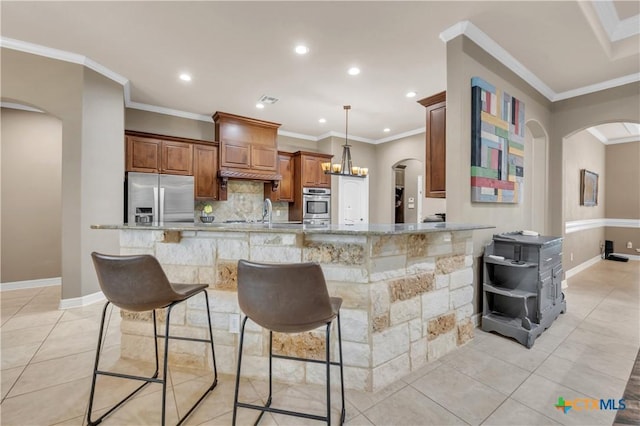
xmin=194 ymin=144 xmax=219 ymax=200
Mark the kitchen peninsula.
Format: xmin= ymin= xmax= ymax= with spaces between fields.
xmin=93 ymin=222 xmax=492 ymax=392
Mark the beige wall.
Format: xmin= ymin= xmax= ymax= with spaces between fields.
xmin=1 ymin=108 xmax=62 ymax=282
xmin=549 ymin=82 xmax=640 ymax=236
xmin=562 ymin=130 xmax=606 ymax=269
xmin=277 ymin=134 xmax=319 ymax=153
xmin=446 ymin=36 xmax=554 ymax=313
xmin=605 ymin=141 xmax=640 ymax=255
xmin=446 ymin=36 xmax=553 ymax=250
xmin=2 ymin=48 xmax=123 ymax=300
xmin=125 ymin=108 xmax=214 ymax=141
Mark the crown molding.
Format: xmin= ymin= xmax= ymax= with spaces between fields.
xmin=4 ymin=20 xmax=638 ymax=146
xmin=439 ymin=21 xmax=640 ymax=102
xmin=553 ymin=73 xmax=640 ymax=101
xmin=1 ymin=37 xmax=128 ymax=86
xmin=1 ymin=102 xmax=44 ymax=113
xmin=440 ymin=21 xmax=556 ymax=101
xmin=592 ymin=0 xmax=640 ymax=42
xmin=587 ymin=124 xmax=639 ymax=145
xmin=277 ymin=129 xmax=318 ymax=141
xmin=375 ymin=127 xmax=426 ymax=145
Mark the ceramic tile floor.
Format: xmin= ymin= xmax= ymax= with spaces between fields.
xmin=1 ymin=260 xmax=638 ymax=425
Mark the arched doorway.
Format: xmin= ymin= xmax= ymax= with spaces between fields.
xmin=1 ymin=104 xmax=62 ymax=286
xmin=391 ymin=158 xmax=423 ymax=223
xmin=561 ymin=120 xmax=639 ymax=271
xmin=525 ymin=120 xmax=549 ymax=234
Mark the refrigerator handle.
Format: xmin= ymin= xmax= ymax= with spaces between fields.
xmin=159 ymin=187 xmax=165 ymax=223
xmin=153 ymin=187 xmax=159 ymax=224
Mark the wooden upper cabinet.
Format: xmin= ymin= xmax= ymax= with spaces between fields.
xmin=251 ymin=145 xmax=278 ymax=170
xmin=126 ymin=134 xmax=194 ymax=176
xmin=162 ymin=140 xmax=193 ymax=175
xmin=221 ymin=141 xmax=250 ymax=169
xmin=419 ymin=91 xmax=446 ymax=198
xmin=126 ymin=136 xmax=161 ymax=173
xmin=265 ymin=152 xmax=294 ymax=202
xmin=295 ymin=151 xmax=333 ymax=188
xmin=213 ymin=112 xmax=280 ymax=177
xmin=194 ymin=144 xmax=219 ymax=200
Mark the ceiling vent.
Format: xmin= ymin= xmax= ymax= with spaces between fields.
xmin=258 ymin=95 xmax=279 ymax=104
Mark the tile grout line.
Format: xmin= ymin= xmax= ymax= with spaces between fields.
xmin=1 ymin=286 xmax=64 ymax=405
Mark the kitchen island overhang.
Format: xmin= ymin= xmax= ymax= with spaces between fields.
xmin=92 ymin=222 xmax=492 ymax=392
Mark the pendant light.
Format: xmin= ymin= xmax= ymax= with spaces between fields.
xmin=322 ymin=105 xmax=368 ymax=177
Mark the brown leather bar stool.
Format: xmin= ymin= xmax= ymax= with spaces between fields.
xmin=233 ymin=259 xmax=345 ymax=425
xmin=87 ymin=252 xmax=218 ymax=426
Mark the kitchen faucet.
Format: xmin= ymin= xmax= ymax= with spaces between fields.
xmin=263 ymin=198 xmax=273 ymax=225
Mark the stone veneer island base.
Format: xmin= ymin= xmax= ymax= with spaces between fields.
xmin=93 ymin=222 xmax=491 ymax=392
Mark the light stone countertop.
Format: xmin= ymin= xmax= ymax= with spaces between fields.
xmin=91 ymin=222 xmax=493 ymax=235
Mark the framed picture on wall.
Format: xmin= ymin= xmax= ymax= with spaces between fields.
xmin=580 ymin=169 xmax=598 ymax=206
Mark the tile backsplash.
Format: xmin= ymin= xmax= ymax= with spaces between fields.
xmin=194 ymin=180 xmax=289 ymax=223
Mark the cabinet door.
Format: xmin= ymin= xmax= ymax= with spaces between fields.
xmin=194 ymin=144 xmax=218 ymax=200
xmin=251 ymin=145 xmax=277 ymax=171
xmin=301 ymin=156 xmax=320 ymax=187
xmin=221 ymin=141 xmax=250 ymax=169
xmin=126 ymin=136 xmax=161 ymax=173
xmin=425 ymin=101 xmax=446 ymax=197
xmin=162 ymin=140 xmax=193 ymax=175
xmin=338 ymin=176 xmax=369 ymax=224
xmin=277 ymin=154 xmax=294 ymax=202
xmin=318 ymin=158 xmax=331 ymax=187
xmin=420 ymin=91 xmax=446 ymax=198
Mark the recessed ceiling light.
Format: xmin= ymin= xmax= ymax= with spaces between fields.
xmin=348 ymin=67 xmax=361 ymax=76
xmin=406 ymin=91 xmax=417 ymax=98
xmin=295 ymin=45 xmax=309 ymax=55
xmin=179 ymin=73 xmax=192 ymax=82
xmin=256 ymin=103 xmax=265 ymax=109
xmin=318 ymin=118 xmax=326 ymax=124
xmin=383 ymin=128 xmax=391 ymax=133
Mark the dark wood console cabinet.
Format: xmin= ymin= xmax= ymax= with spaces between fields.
xmin=482 ymin=233 xmax=566 ymax=348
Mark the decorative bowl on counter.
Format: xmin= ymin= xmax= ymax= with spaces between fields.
xmin=200 ymin=216 xmax=215 ymax=223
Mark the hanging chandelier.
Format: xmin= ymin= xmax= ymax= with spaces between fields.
xmin=321 ymin=105 xmax=368 ymax=177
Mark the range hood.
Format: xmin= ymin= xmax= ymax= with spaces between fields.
xmin=213 ymin=111 xmax=282 ymax=199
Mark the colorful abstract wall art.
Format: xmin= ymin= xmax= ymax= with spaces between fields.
xmin=471 ymin=77 xmax=525 ymax=203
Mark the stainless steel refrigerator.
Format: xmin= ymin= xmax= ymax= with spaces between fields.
xmin=126 ymin=172 xmax=195 ymax=224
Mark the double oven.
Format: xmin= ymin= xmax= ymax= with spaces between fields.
xmin=302 ymin=187 xmax=331 ymax=225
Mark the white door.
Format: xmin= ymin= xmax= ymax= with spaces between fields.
xmin=338 ymin=176 xmax=369 ymax=224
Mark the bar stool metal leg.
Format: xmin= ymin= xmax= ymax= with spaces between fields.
xmin=337 ymin=313 xmax=346 ymax=424
xmin=232 ymin=316 xmax=249 ymax=426
xmin=325 ymin=322 xmax=331 ymax=425
xmin=233 ymin=317 xmax=346 ymax=425
xmin=87 ymin=303 xmax=161 ymax=426
xmin=88 ymin=292 xmax=218 ymax=426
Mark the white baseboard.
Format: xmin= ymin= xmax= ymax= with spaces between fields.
xmin=565 ymin=255 xmax=602 ymax=279
xmin=0 ymin=277 xmax=61 ymax=291
xmin=59 ymin=291 xmax=105 ymax=310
